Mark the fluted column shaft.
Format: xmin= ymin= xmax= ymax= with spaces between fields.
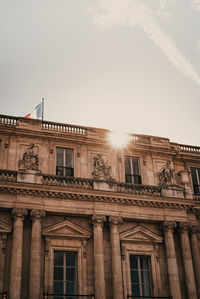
xmin=29 ymin=209 xmax=46 ymax=299
xmin=92 ymin=215 xmax=106 ymax=299
xmin=190 ymin=226 xmax=200 ymax=298
xmin=179 ymin=223 xmax=197 ymax=299
xmin=109 ymin=216 xmax=123 ymax=299
xmin=9 ymin=208 xmax=27 ymax=299
xmin=0 ymin=234 xmax=7 ymax=293
xmin=163 ymin=221 xmax=181 ymax=299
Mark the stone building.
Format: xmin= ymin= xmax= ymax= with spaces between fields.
xmin=0 ymin=114 xmax=200 ymax=299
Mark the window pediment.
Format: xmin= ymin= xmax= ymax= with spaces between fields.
xmin=120 ymin=225 xmax=162 ymax=243
xmin=42 ymin=220 xmax=91 ymax=239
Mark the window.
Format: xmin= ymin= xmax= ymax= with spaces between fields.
xmin=191 ymin=167 xmax=200 ymax=195
xmin=130 ymin=255 xmax=152 ymax=297
xmin=54 ymin=251 xmax=77 ymax=299
xmin=56 ymin=148 xmax=74 ymax=177
xmin=125 ymin=157 xmax=141 ymax=184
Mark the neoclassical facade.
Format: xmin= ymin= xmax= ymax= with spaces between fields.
xmin=0 ymin=114 xmax=200 ymax=299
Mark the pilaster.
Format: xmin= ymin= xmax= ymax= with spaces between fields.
xmin=9 ymin=208 xmax=27 ymax=299
xmin=29 ymin=209 xmax=46 ymax=299
xmin=109 ymin=216 xmax=123 ymax=299
xmin=91 ymin=215 xmax=106 ymax=299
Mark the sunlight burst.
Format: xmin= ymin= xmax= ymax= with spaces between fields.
xmin=107 ymin=131 xmax=130 ymax=149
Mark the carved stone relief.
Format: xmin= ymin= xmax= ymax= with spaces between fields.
xmin=19 ymin=143 xmax=40 ymax=171
xmin=92 ymin=154 xmax=114 ymax=181
xmin=157 ymin=161 xmax=174 ymax=186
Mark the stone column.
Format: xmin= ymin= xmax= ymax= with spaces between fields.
xmin=190 ymin=226 xmax=200 ymax=298
xmin=0 ymin=234 xmax=7 ymax=293
xmin=109 ymin=216 xmax=123 ymax=299
xmin=29 ymin=209 xmax=46 ymax=299
xmin=162 ymin=221 xmax=181 ymax=299
xmin=9 ymin=208 xmax=27 ymax=299
xmin=179 ymin=223 xmax=197 ymax=299
xmin=92 ymin=215 xmax=106 ymax=299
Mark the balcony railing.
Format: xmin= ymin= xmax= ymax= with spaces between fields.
xmin=117 ymin=182 xmax=161 ymax=196
xmin=43 ymin=294 xmax=95 ymax=299
xmin=0 ymin=114 xmax=19 ymax=126
xmin=127 ymin=296 xmax=172 ymax=299
xmin=0 ymin=169 xmax=17 ymax=182
xmin=43 ymin=175 xmax=93 ymax=190
xmin=125 ymin=174 xmax=142 ymax=184
xmin=42 ymin=121 xmax=87 ymax=136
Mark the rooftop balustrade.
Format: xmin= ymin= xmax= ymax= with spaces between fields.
xmin=0 ymin=114 xmax=200 ymax=154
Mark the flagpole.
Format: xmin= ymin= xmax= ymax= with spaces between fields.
xmin=42 ymin=98 xmax=44 ymax=122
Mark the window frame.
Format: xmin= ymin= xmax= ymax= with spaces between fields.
xmin=124 ymin=156 xmax=142 ymax=184
xmin=190 ymin=167 xmax=200 ymax=195
xmin=129 ymin=255 xmax=153 ymax=297
xmin=53 ymin=250 xmax=78 ymax=296
xmin=56 ymin=147 xmax=74 ymax=177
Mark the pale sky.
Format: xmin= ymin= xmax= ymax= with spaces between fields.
xmin=1 ymin=0 xmax=200 ymax=146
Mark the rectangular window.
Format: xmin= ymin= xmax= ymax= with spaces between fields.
xmin=191 ymin=167 xmax=200 ymax=195
xmin=56 ymin=148 xmax=74 ymax=177
xmin=54 ymin=251 xmax=77 ymax=299
xmin=130 ymin=255 xmax=152 ymax=297
xmin=125 ymin=157 xmax=141 ymax=184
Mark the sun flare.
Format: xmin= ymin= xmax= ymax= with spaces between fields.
xmin=107 ymin=131 xmax=130 ymax=149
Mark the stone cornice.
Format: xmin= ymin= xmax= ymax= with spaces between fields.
xmin=0 ymin=183 xmax=197 ymax=210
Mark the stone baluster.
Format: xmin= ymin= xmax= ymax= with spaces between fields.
xmin=9 ymin=208 xmax=27 ymax=299
xmin=29 ymin=209 xmax=46 ymax=299
xmin=91 ymin=215 xmax=106 ymax=299
xmin=109 ymin=216 xmax=123 ymax=299
xmin=162 ymin=221 xmax=181 ymax=299
xmin=190 ymin=225 xmax=200 ymax=298
xmin=179 ymin=223 xmax=197 ymax=299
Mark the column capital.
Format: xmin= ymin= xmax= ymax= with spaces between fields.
xmin=190 ymin=225 xmax=200 ymax=235
xmin=12 ymin=208 xmax=28 ymax=221
xmin=162 ymin=220 xmax=177 ymax=232
xmin=30 ymin=209 xmax=46 ymax=222
xmin=91 ymin=215 xmax=106 ymax=227
xmin=179 ymin=222 xmax=190 ymax=233
xmin=109 ymin=216 xmax=123 ymax=227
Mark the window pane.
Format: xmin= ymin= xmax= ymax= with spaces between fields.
xmin=54 ymin=267 xmax=63 ymax=281
xmin=131 ymin=270 xmax=139 ymax=283
xmin=140 ymin=257 xmax=149 ymax=269
xmin=125 ymin=157 xmax=131 ymax=174
xmin=142 ymin=283 xmax=151 ymax=296
xmin=66 ymin=252 xmax=76 ymax=266
xmin=65 ymin=149 xmax=73 ymax=168
xmin=54 ymin=281 xmax=63 ymax=294
xmin=66 ymin=268 xmax=75 ymax=281
xmin=66 ymin=282 xmax=76 ymax=295
xmin=132 ymin=284 xmax=140 ymax=296
xmin=141 ymin=270 xmax=150 ymax=284
xmin=54 ymin=251 xmax=64 ymax=266
xmin=132 ymin=158 xmax=140 ymax=175
xmin=130 ymin=255 xmax=138 ymax=269
xmin=57 ymin=148 xmax=64 ymax=167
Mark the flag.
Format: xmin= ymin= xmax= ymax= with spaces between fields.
xmin=25 ymin=102 xmax=43 ymax=119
